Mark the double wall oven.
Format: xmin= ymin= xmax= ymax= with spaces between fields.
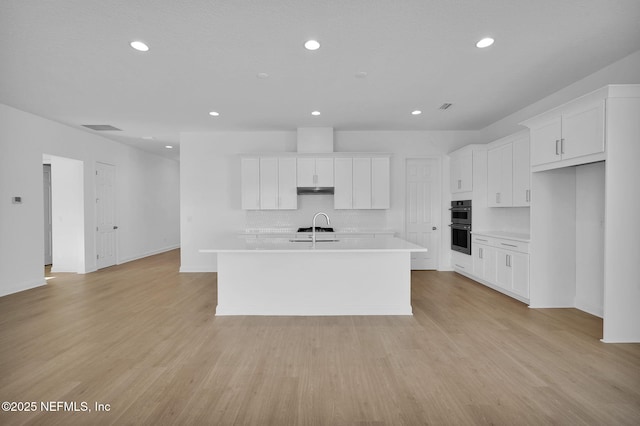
xmin=450 ymin=200 xmax=472 ymax=255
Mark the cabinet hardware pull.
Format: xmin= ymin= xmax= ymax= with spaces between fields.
xmin=476 ymin=238 xmax=488 ymax=242
xmin=458 ymin=179 xmax=461 ymax=189
xmin=555 ymin=139 xmax=560 ymax=155
xmin=560 ymin=138 xmax=565 ymax=154
xmin=506 ymin=254 xmax=511 ymax=267
xmin=526 ymin=189 xmax=530 ymax=202
xmin=501 ymin=243 xmax=518 ymax=247
xmin=479 ymin=248 xmax=483 ymax=259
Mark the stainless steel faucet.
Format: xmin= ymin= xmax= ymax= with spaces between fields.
xmin=312 ymin=212 xmax=331 ymax=246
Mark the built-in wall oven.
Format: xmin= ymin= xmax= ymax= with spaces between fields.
xmin=450 ymin=200 xmax=472 ymax=255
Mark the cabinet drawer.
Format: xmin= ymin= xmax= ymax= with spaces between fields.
xmin=495 ymin=239 xmax=529 ymax=254
xmin=472 ymin=235 xmax=494 ymax=245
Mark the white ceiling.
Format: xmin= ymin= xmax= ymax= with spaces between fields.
xmin=1 ymin=0 xmax=640 ymax=161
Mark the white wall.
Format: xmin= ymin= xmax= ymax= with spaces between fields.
xmin=179 ymin=130 xmax=477 ymax=272
xmin=0 ymin=104 xmax=180 ymax=297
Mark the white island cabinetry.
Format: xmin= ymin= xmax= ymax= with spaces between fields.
xmin=201 ymin=237 xmax=425 ymax=316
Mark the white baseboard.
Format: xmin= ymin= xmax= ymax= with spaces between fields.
xmin=118 ymin=244 xmax=180 ymax=265
xmin=0 ymin=278 xmax=46 ymax=298
xmin=179 ymin=265 xmax=217 ymax=273
xmin=575 ymin=299 xmax=604 ymax=318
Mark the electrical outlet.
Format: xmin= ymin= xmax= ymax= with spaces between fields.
xmin=12 ymin=196 xmax=22 ymax=204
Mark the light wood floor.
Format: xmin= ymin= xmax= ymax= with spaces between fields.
xmin=0 ymin=250 xmax=639 ymax=425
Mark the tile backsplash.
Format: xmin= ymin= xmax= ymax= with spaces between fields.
xmin=245 ymin=194 xmax=390 ymax=232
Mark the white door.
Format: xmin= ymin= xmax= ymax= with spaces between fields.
xmin=405 ymin=158 xmax=440 ymax=270
xmin=43 ymin=164 xmax=52 ymax=265
xmin=96 ymin=162 xmax=116 ymax=269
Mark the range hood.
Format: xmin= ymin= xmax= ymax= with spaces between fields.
xmin=297 ymin=186 xmax=335 ymax=195
xmin=296 ymin=127 xmax=335 ymax=195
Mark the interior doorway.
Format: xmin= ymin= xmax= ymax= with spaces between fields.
xmin=44 ymin=154 xmax=86 ymax=273
xmin=405 ymin=158 xmax=441 ymax=270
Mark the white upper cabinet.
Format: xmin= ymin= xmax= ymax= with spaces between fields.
xmin=333 ymin=158 xmax=353 ymax=209
xmin=352 ymin=157 xmax=372 ymax=209
xmin=561 ymin=102 xmax=605 ymax=160
xmin=277 ymin=157 xmax=298 ymax=209
xmin=259 ymin=158 xmax=279 ymax=210
xmin=450 ymin=150 xmax=472 ymax=193
xmin=334 ymin=156 xmax=390 ymax=210
xmin=487 ymin=132 xmax=530 ymax=208
xmin=487 ymin=143 xmax=513 ymax=207
xmin=297 ymin=157 xmax=334 ymax=187
xmin=512 ymin=136 xmax=531 ymax=206
xmin=523 ymin=92 xmax=607 ymax=172
xmin=242 ymin=156 xmax=297 ymax=210
xmin=371 ymin=157 xmax=390 ymax=209
xmin=241 ymin=157 xmax=260 ymax=210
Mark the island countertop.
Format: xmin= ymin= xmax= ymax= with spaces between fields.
xmin=199 ymin=236 xmax=427 ymax=254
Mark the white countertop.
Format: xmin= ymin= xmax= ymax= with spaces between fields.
xmin=471 ymin=230 xmax=530 ymax=242
xmin=200 ymin=236 xmax=427 ymax=253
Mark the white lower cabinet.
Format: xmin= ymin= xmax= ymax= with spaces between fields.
xmin=469 ymin=234 xmax=530 ymax=302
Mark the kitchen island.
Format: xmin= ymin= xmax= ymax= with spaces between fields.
xmin=200 ymin=237 xmax=427 ymax=316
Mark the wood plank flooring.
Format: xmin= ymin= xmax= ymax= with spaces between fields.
xmin=0 ymin=249 xmax=639 ymax=425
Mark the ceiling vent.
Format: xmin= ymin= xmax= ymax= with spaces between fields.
xmin=81 ymin=124 xmax=122 ymax=131
xmin=439 ymin=103 xmax=453 ymax=110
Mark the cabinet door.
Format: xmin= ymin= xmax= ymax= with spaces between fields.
xmin=450 ymin=156 xmax=461 ymax=193
xmin=458 ymin=153 xmax=473 ymax=192
xmin=511 ymin=252 xmax=530 ymax=298
xmin=561 ymin=101 xmax=605 ymax=160
xmin=315 ymin=158 xmax=334 ymax=187
xmin=530 ymin=117 xmax=561 ymax=166
xmin=241 ymin=158 xmax=260 ymax=210
xmin=495 ymin=250 xmax=513 ymax=291
xmin=473 ymin=245 xmax=486 ymax=279
xmin=296 ymin=158 xmax=316 ymax=187
xmin=371 ymin=157 xmax=390 ymax=209
xmin=259 ymin=158 xmax=278 ymax=210
xmin=500 ymin=144 xmax=513 ymax=206
xmin=487 ymin=147 xmax=502 ymax=207
xmin=334 ymin=158 xmax=353 ymax=209
xmin=512 ymin=136 xmax=531 ymax=207
xmin=278 ymin=158 xmax=297 ymax=209
xmin=353 ymin=157 xmax=372 ymax=209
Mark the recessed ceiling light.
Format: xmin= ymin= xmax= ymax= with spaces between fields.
xmin=209 ymin=111 xmax=220 ymax=116
xmin=130 ymin=41 xmax=149 ymax=52
xmin=257 ymin=72 xmax=269 ymax=79
xmin=165 ymin=145 xmax=173 ymax=149
xmin=411 ymin=110 xmax=422 ymax=115
xmin=476 ymin=37 xmax=494 ymax=48
xmin=142 ymin=136 xmax=154 ymax=140
xmin=304 ymin=40 xmax=320 ymax=51
xmin=311 ymin=111 xmax=321 ymax=116
xmin=355 ymin=71 xmax=368 ymax=79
